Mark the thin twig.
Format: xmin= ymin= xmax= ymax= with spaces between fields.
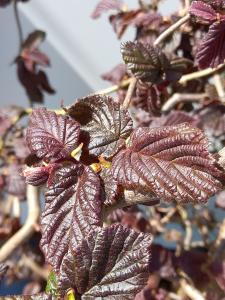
xmin=122 ymin=77 xmax=137 ymax=109
xmin=185 ymin=0 xmax=190 ymax=11
xmin=13 ymin=0 xmax=23 ymax=51
xmin=180 ymin=279 xmax=205 ymax=300
xmin=21 ymin=254 xmax=49 ymax=280
xmin=161 ymin=207 xmax=177 ymax=224
xmin=0 ymin=185 xmax=40 ymax=262
xmin=168 ymin=293 xmax=182 ymax=300
xmin=93 ymin=78 xmax=132 ymax=96
xmin=3 ymin=195 xmax=14 ymax=215
xmin=12 ymin=197 xmax=20 ymax=218
xmin=162 ymin=93 xmax=206 ymax=111
xmin=177 ymin=205 xmax=192 ymax=251
xmin=179 ymin=63 xmax=225 ymax=84
xmin=154 ymin=14 xmax=190 ymax=47
xmin=213 ymin=73 xmax=225 ymax=101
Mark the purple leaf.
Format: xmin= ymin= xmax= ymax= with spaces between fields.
xmin=91 ymin=0 xmax=124 ymax=19
xmin=133 ymin=81 xmax=163 ymax=116
xmin=150 ymin=111 xmax=200 ymax=128
xmin=189 ymin=1 xmax=217 ymax=24
xmin=40 ymin=164 xmax=102 ymax=271
xmin=102 ymin=63 xmax=127 ymax=84
xmin=17 ymin=60 xmax=55 ymax=104
xmin=23 ymin=166 xmax=50 ymax=186
xmin=68 ymin=95 xmax=133 ymax=159
xmin=26 ymin=108 xmax=80 ymax=161
xmin=100 ymin=167 xmax=120 ymax=205
xmin=59 ymin=224 xmax=151 ymax=299
xmin=196 ymin=20 xmax=225 ymax=69
xmin=111 ymin=123 xmax=223 ymax=203
xmin=121 ymin=42 xmax=186 ymax=84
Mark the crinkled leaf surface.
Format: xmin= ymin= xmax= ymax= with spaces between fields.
xmin=196 ymin=20 xmax=225 ymax=69
xmin=26 ymin=108 xmax=80 ymax=160
xmin=121 ymin=42 xmax=185 ymax=84
xmin=134 ymin=81 xmax=162 ymax=116
xmin=201 ymin=0 xmax=225 ymax=9
xmin=40 ymin=164 xmax=102 ymax=271
xmin=111 ymin=123 xmax=223 ymax=203
xmin=68 ymin=95 xmax=133 ymax=159
xmin=59 ymin=224 xmax=151 ymax=299
xmin=189 ymin=1 xmax=217 ymax=24
xmin=100 ymin=167 xmax=120 ymax=205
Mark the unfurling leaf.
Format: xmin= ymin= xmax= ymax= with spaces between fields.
xmin=22 ymin=30 xmax=46 ymax=51
xmin=196 ymin=20 xmax=225 ymax=69
xmin=121 ymin=41 xmax=185 ymax=84
xmin=91 ymin=0 xmax=124 ymax=19
xmin=40 ymin=164 xmax=102 ymax=271
xmin=23 ymin=166 xmax=50 ymax=186
xmin=111 ymin=123 xmax=223 ymax=203
xmin=189 ymin=1 xmax=217 ymax=24
xmin=59 ymin=224 xmax=151 ymax=299
xmin=68 ymin=95 xmax=133 ymax=159
xmin=26 ymin=108 xmax=80 ymax=161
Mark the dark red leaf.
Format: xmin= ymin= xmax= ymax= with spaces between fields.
xmin=100 ymin=167 xmax=120 ymax=205
xmin=26 ymin=108 xmax=80 ymax=161
xmin=59 ymin=224 xmax=151 ymax=299
xmin=196 ymin=20 xmax=225 ymax=69
xmin=111 ymin=123 xmax=223 ymax=203
xmin=110 ymin=10 xmax=141 ymax=39
xmin=131 ymin=11 xmax=162 ymax=28
xmin=121 ymin=42 xmax=186 ymax=84
xmin=150 ymin=111 xmax=200 ymax=128
xmin=40 ymin=164 xmax=102 ymax=271
xmin=68 ymin=95 xmax=133 ymax=159
xmin=17 ymin=60 xmax=55 ymax=104
xmin=133 ymin=81 xmax=163 ymax=116
xmin=189 ymin=1 xmax=217 ymax=24
xmin=22 ymin=49 xmax=50 ymax=72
